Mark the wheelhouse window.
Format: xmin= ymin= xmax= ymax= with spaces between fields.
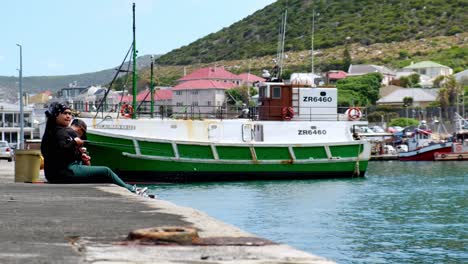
xmin=259 ymin=85 xmax=270 ymax=98
xmin=272 ymin=86 xmax=281 ymax=99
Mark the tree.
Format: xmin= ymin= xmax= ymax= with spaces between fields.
xmin=343 ymin=45 xmax=352 ymax=72
xmin=336 ymin=73 xmax=382 ymax=106
xmin=399 ymin=73 xmax=420 ymax=88
xmin=433 ymin=75 xmax=445 ymax=88
xmin=389 ymin=117 xmax=419 ymax=127
xmin=409 ymin=74 xmax=420 ymax=87
xmin=436 ymin=75 xmax=462 ymax=117
xmin=225 ymin=85 xmax=251 ymax=106
xmin=403 ymin=96 xmax=413 ymax=107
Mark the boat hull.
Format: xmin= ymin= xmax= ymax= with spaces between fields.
xmin=398 ymin=143 xmax=452 ymax=161
xmin=85 ymin=131 xmax=369 ymax=183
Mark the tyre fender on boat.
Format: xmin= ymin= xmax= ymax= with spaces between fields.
xmin=455 ymin=144 xmax=462 ymax=152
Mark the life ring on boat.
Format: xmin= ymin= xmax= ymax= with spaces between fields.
xmin=458 ymin=154 xmax=464 ymax=160
xmin=441 ymin=154 xmax=447 ymax=158
xmin=347 ymin=107 xmax=362 ymax=121
xmin=456 ymin=145 xmax=462 ymax=152
xmin=281 ymin=106 xmax=295 ymax=120
xmin=120 ymin=104 xmax=133 ymax=118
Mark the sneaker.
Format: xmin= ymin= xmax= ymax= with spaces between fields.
xmin=137 ymin=187 xmax=148 ymax=195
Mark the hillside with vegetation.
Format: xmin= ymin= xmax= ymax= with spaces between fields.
xmin=156 ymin=0 xmax=467 ymax=66
xmin=137 ymin=33 xmax=467 ymax=89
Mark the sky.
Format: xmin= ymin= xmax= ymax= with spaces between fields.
xmin=0 ymin=0 xmax=276 ymax=77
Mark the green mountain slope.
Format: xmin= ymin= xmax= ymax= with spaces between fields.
xmin=156 ymin=0 xmax=467 ymax=65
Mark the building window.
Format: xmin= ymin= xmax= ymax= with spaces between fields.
xmin=207 ymin=101 xmax=212 ymax=106
xmin=175 ymin=91 xmax=182 ymax=95
xmin=192 ymin=101 xmax=198 ymax=106
xmin=191 ymin=90 xmax=199 ymax=95
xmin=272 ymin=86 xmax=281 ymax=99
xmin=176 ymin=102 xmax=183 ymax=106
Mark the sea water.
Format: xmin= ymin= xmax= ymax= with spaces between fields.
xmin=147 ymin=161 xmax=467 ymax=263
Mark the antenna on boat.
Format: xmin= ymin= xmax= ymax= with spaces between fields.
xmin=272 ymin=8 xmax=287 ymax=81
xmin=311 ymin=9 xmax=316 ymax=77
xmin=132 ymin=2 xmax=137 ymax=119
xmin=311 ymin=9 xmax=319 ymax=87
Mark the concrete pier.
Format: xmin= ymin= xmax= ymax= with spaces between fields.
xmin=0 ymin=161 xmax=334 ymax=264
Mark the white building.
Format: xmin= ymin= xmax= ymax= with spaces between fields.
xmin=403 ymin=61 xmax=453 ymax=79
xmin=0 ymin=102 xmax=35 ymax=147
xmin=172 ymin=80 xmax=237 ymax=116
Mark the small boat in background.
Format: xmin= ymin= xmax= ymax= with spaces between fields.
xmin=398 ymin=120 xmax=452 ymax=161
xmin=434 ymin=113 xmax=468 ymax=161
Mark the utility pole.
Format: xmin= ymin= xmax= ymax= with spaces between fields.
xmin=16 ymin=44 xmax=24 ymax=150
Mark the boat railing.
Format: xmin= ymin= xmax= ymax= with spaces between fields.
xmin=81 ymin=102 xmax=367 ymax=121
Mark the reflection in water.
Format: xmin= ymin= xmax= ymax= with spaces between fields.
xmin=149 ymin=161 xmax=468 ymax=263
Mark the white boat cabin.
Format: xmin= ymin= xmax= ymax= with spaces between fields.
xmin=258 ymin=76 xmax=338 ymax=121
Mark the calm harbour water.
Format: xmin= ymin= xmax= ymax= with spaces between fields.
xmin=148 ymin=161 xmax=467 ymax=263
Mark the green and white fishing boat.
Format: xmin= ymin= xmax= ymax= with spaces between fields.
xmin=80 ymin=3 xmax=371 ymax=183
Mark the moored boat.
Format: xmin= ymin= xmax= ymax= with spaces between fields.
xmin=434 ymin=113 xmax=468 ymax=161
xmin=398 ymin=121 xmax=452 ymax=161
xmin=79 ymin=3 xmax=371 ymax=183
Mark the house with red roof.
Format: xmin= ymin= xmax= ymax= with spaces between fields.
xmin=136 ymin=88 xmax=173 ymax=115
xmin=237 ymin=73 xmax=265 ymax=86
xmin=179 ymin=66 xmax=242 ymax=85
xmin=172 ymin=80 xmax=237 ymax=116
xmin=325 ymin=70 xmax=347 ymax=84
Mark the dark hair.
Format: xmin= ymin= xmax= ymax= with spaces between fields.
xmin=71 ymin=119 xmax=87 ymax=140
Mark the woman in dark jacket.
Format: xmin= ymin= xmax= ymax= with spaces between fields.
xmin=40 ymin=103 xmax=146 ymax=195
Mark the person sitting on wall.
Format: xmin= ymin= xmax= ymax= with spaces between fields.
xmin=40 ymin=103 xmax=151 ymax=197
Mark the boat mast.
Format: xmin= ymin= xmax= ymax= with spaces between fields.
xmin=311 ymin=9 xmax=318 ymax=87
xmin=150 ymin=55 xmax=154 ymax=118
xmin=279 ymin=9 xmax=287 ymax=79
xmin=311 ymin=9 xmax=315 ymax=76
xmin=132 ymin=2 xmax=137 ymax=119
